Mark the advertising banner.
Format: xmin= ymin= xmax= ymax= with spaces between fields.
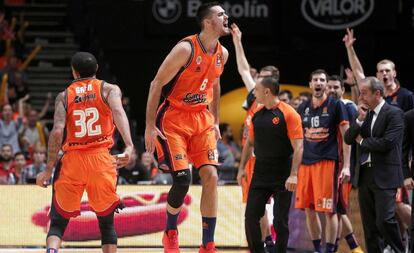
xmin=144 ymin=0 xmax=274 ymax=36
xmin=0 ymin=185 xmax=244 ymax=247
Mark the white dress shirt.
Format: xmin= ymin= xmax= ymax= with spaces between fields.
xmin=356 ymin=99 xmax=386 ymax=163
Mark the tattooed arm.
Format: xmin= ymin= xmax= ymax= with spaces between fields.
xmin=104 ymin=83 xmax=134 ymax=167
xmin=36 ymin=92 xmax=66 ymax=187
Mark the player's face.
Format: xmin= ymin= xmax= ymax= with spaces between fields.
xmin=208 ymin=6 xmax=229 ymax=36
xmin=254 ymin=82 xmax=266 ymax=104
xmin=279 ymin=93 xmax=290 ymax=103
xmin=326 ymin=80 xmax=343 ymax=99
xmin=309 ymin=73 xmax=327 ymax=99
xmin=291 ymin=98 xmax=301 ymax=110
xmin=376 ymin=63 xmax=396 ymax=88
xmin=358 ymin=81 xmax=380 ymax=109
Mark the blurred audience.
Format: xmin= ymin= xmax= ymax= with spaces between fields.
xmin=217 ymin=123 xmax=240 ymax=182
xmin=20 ymin=145 xmax=46 ymax=184
xmin=0 ymin=143 xmax=16 ymax=184
xmin=12 ymin=151 xmax=25 ymax=183
xmin=0 ymin=103 xmax=22 ymax=153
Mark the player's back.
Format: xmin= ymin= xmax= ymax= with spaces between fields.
xmin=62 ymin=78 xmax=115 ymax=151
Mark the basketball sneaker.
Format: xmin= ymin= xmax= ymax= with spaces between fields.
xmin=199 ymin=242 xmax=218 ymax=253
xmin=351 ymin=246 xmax=364 ymax=253
xmin=163 ymin=230 xmax=180 ymax=253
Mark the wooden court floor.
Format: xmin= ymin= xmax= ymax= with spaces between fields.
xmin=0 ymin=249 xmax=252 ymax=253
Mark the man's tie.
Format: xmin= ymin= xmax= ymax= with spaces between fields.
xmin=360 ymin=110 xmax=374 ymax=164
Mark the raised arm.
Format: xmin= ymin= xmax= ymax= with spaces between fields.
xmin=145 ymin=42 xmax=192 ymax=153
xmin=230 ymin=23 xmax=256 ymax=92
xmin=343 ymin=28 xmax=366 ymax=84
xmin=36 ymin=92 xmax=66 ymax=187
xmin=344 ymin=68 xmax=360 ymax=104
xmin=105 ymin=83 xmax=134 ymax=167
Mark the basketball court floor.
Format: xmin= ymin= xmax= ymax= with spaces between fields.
xmin=0 ymin=249 xmax=251 ymax=253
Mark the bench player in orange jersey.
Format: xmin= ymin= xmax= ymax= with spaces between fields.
xmin=145 ymin=2 xmax=229 ymax=253
xmin=36 ymin=52 xmax=134 ymax=253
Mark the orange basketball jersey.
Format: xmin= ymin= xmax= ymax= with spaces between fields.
xmin=242 ymin=100 xmax=260 ymax=146
xmin=62 ymin=78 xmax=115 ymax=151
xmin=162 ymin=34 xmax=224 ymax=111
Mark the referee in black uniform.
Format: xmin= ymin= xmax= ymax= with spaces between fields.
xmin=238 ymin=76 xmax=304 ymax=253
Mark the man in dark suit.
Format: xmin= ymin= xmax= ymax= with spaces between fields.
xmin=344 ymin=76 xmax=404 ymax=253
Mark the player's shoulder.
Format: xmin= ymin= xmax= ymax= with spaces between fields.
xmin=220 ymin=45 xmax=229 ymax=62
xmin=174 ymin=39 xmax=193 ymax=55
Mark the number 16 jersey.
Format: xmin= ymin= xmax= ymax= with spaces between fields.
xmin=62 ymin=78 xmax=115 ymax=151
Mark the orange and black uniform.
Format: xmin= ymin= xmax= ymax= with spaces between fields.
xmin=244 ymin=102 xmax=303 ymax=253
xmin=53 ymin=78 xmax=119 ymax=219
xmin=155 ymin=34 xmax=224 ymax=172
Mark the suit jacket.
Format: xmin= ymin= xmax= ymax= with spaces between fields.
xmin=344 ymin=102 xmax=404 ymax=189
xmin=402 ymin=109 xmax=414 ymax=179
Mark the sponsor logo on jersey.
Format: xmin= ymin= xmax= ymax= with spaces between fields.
xmin=272 ymin=117 xmax=280 ymax=125
xmin=196 ymin=55 xmax=202 ymax=65
xmin=183 ymin=93 xmax=207 ymax=104
xmin=74 ymin=93 xmax=96 ymax=103
xmin=208 ymin=149 xmax=218 ymax=161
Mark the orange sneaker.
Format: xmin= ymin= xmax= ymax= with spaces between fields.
xmin=199 ymin=242 xmax=218 ymax=253
xmin=162 ymin=230 xmax=180 ymax=253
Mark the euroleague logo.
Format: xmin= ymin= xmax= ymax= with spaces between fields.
xmin=272 ymin=117 xmax=280 ymax=125
xmin=152 ymin=0 xmax=182 ymax=24
xmin=301 ymin=0 xmax=374 ymax=30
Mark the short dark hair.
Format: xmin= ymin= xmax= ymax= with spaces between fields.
xmin=71 ymin=52 xmax=98 ymax=78
xmin=259 ymin=65 xmax=280 ymax=80
xmin=328 ymin=75 xmax=344 ymax=89
xmin=363 ymin=77 xmax=385 ymax=97
xmin=14 ymin=152 xmax=26 ymax=159
xmin=196 ymin=1 xmax=221 ymax=29
xmin=1 ymin=143 xmax=13 ymax=151
xmin=219 ymin=123 xmax=230 ymax=136
xmin=299 ymin=91 xmax=312 ymax=99
xmin=309 ymin=69 xmax=328 ymax=81
xmin=279 ymin=90 xmax=293 ymax=100
xmin=260 ymin=76 xmax=279 ymax=96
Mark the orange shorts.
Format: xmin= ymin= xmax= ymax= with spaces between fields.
xmin=396 ymin=187 xmax=409 ymax=204
xmin=337 ymin=182 xmax=352 ymax=214
xmin=242 ymin=156 xmax=256 ymax=203
xmin=295 ymin=160 xmax=338 ymax=213
xmin=155 ymin=103 xmax=218 ymax=171
xmin=53 ymin=148 xmax=119 ymax=219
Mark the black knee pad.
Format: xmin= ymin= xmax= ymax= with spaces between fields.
xmin=168 ymin=169 xmax=191 ymax=208
xmin=47 ymin=204 xmax=69 ymax=239
xmin=97 ymin=212 xmax=117 ymax=245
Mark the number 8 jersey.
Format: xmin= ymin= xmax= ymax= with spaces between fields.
xmin=62 ymin=78 xmax=115 ymax=151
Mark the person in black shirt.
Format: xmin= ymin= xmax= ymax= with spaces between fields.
xmin=238 ymin=76 xmax=304 ymax=253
